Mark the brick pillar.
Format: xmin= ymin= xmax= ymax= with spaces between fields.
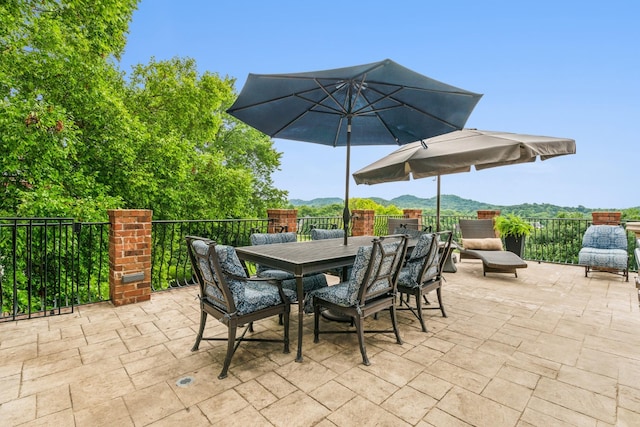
xmin=477 ymin=210 xmax=501 ymax=237
xmin=108 ymin=209 xmax=152 ymax=306
xmin=591 ymin=212 xmax=621 ymax=225
xmin=351 ymin=209 xmax=374 ymax=236
xmin=403 ymin=209 xmax=423 ymax=229
xmin=267 ymin=209 xmax=298 ymax=232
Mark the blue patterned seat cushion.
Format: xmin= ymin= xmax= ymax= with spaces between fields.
xmin=304 ymin=240 xmax=402 ymax=312
xmin=578 ymin=225 xmax=628 ymax=270
xmin=581 ymin=225 xmax=627 ymax=250
xmin=311 ymin=228 xmax=345 ymax=240
xmin=397 ymin=233 xmax=439 ymax=289
xmin=191 ymin=240 xmax=296 ymax=314
xmin=393 ymin=227 xmax=425 ymax=239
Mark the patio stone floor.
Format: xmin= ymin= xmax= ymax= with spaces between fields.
xmin=1 ymin=258 xmax=640 ymax=426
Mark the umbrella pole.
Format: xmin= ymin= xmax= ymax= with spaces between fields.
xmin=436 ymin=175 xmax=441 ymax=232
xmin=343 ymin=117 xmax=352 ymax=245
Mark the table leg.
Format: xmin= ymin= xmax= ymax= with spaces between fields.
xmin=295 ymin=275 xmax=304 ymax=362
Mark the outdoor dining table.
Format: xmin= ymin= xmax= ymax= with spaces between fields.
xmin=235 ymin=235 xmax=416 ymax=362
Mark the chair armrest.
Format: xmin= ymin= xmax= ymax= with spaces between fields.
xmin=225 ymin=273 xmax=289 ymax=303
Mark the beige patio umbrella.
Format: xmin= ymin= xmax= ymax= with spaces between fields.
xmin=353 ymin=129 xmax=576 ymax=230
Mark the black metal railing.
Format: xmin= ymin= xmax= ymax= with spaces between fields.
xmin=150 ymin=218 xmax=272 ymax=291
xmin=2 ymin=214 xmax=637 ymax=321
xmin=0 ymin=218 xmax=109 ymax=322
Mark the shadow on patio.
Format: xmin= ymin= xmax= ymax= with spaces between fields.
xmin=1 ymin=260 xmax=640 ymax=426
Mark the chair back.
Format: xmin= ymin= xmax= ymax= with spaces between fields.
xmin=404 ymin=233 xmax=439 ymax=286
xmin=186 ymin=236 xmax=248 ymax=314
xmin=459 ymin=219 xmax=497 ymax=238
xmin=310 ymin=228 xmax=345 ymax=240
xmin=346 ymin=235 xmax=408 ymax=306
xmin=436 ymin=230 xmax=454 ymax=274
xmin=582 ymin=225 xmax=628 ymax=250
xmin=387 ymin=218 xmax=420 ymax=235
xmin=250 ymin=232 xmax=298 ymax=274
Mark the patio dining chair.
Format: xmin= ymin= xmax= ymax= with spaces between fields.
xmin=250 ymin=232 xmax=328 ymax=292
xmin=396 ymin=231 xmax=453 ymax=332
xmin=186 ymin=236 xmax=296 ymax=379
xmin=310 ymin=228 xmax=350 ymax=279
xmin=306 ymin=234 xmax=409 ymax=366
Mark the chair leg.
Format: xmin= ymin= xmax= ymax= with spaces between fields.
xmin=219 ymin=323 xmax=237 ymax=380
xmin=313 ymin=302 xmax=320 ymax=343
xmin=390 ymin=304 xmax=403 ymax=345
xmin=282 ymin=310 xmax=290 ymax=353
xmin=191 ymin=309 xmax=207 ymax=351
xmin=415 ymin=292 xmax=427 ymax=333
xmin=436 ymin=287 xmax=447 ymax=318
xmin=354 ymin=315 xmax=370 ymax=366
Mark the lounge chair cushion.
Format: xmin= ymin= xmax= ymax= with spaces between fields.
xmin=462 ymin=238 xmax=503 ymax=251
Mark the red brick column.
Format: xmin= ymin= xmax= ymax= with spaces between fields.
xmin=351 ymin=209 xmax=374 ymax=236
xmin=591 ymin=212 xmax=621 ymax=225
xmin=267 ymin=209 xmax=298 ymax=233
xmin=477 ymin=210 xmax=501 ymax=237
xmin=108 ymin=209 xmax=152 ymax=306
xmin=403 ymin=209 xmax=423 ymax=229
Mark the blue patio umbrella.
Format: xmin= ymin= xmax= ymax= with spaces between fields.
xmin=227 ymin=59 xmax=482 ymax=244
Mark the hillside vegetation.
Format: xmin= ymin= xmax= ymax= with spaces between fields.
xmin=289 ymin=195 xmax=640 ymax=219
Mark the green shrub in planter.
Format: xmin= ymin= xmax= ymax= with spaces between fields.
xmin=494 ymin=214 xmax=534 ymax=238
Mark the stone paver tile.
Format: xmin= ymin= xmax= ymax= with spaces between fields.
xmin=478 ymin=338 xmax=518 ymax=357
xmin=73 ymin=397 xmax=133 ymax=427
xmin=333 ymin=366 xmax=398 ymax=405
xmin=533 ymin=377 xmax=616 ymax=424
xmin=328 ymin=395 xmax=410 ymax=427
xmin=255 ymin=372 xmax=297 ymax=399
xmin=170 ymin=368 xmax=239 ymax=407
xmin=428 ymin=360 xmax=489 ymax=394
xmin=433 ymin=329 xmax=485 ymax=349
xmin=437 ymin=386 xmax=519 ymax=427
xmin=129 ymin=352 xmax=213 ymax=389
xmin=122 ymin=331 xmax=169 ymax=352
xmin=441 ymin=344 xmax=506 ymax=377
xmin=408 ymin=371 xmax=453 ymax=400
xmin=232 ymin=354 xmax=283 ymax=383
xmin=0 ymin=374 xmax=20 ymax=404
xmin=22 ymin=348 xmax=80 ymax=380
xmin=402 ymin=342 xmax=444 ymax=366
xmin=583 ymin=335 xmax=640 ymax=361
xmin=36 ymin=384 xmax=71 ymax=417
xmin=18 ymin=408 xmax=76 ymax=427
xmin=422 ymin=336 xmax=456 ymax=353
xmin=382 ymin=385 xmax=437 ymax=425
xmin=575 ymin=347 xmax=621 ymax=379
xmin=309 ymin=380 xmax=356 ymax=411
xmin=508 ymin=310 xmax=561 ymax=334
xmin=38 ymin=336 xmax=87 ymax=356
xmin=445 ymin=318 xmax=499 ymax=340
xmin=80 ymin=337 xmax=129 ymax=364
xmin=84 ymin=329 xmax=120 ymax=345
xmin=198 ymin=389 xmax=249 ymax=425
xmin=146 ymin=406 xmax=210 ymax=427
xmin=121 ymin=344 xmax=176 ymax=376
xmin=213 ymin=405 xmax=274 ymax=427
xmin=274 ymin=358 xmax=336 ymax=393
xmin=0 ymin=394 xmax=36 ymax=425
xmin=617 ymin=407 xmax=640 ymax=427
xmin=124 ymin=382 xmax=185 ymax=426
xmin=261 ymin=390 xmax=330 ymax=427
xmin=235 ymin=379 xmax=278 ymax=410
xmin=524 ymin=396 xmax=597 ymax=427
xmin=553 ymin=318 xmax=600 ymax=341
xmin=619 ymin=384 xmax=640 ymax=413
xmin=481 ymin=377 xmax=532 ymax=411
xmin=423 ymin=407 xmax=473 ymax=426
xmin=517 ymin=332 xmax=582 ymax=365
xmin=617 ymin=357 xmax=640 ymax=388
xmin=507 ymin=351 xmax=561 ymax=378
xmin=557 ymin=365 xmax=617 ymax=398
xmin=70 ymin=367 xmax=135 ymax=411
xmin=495 ymin=365 xmax=540 ymax=389
xmin=365 ymin=350 xmax=423 ymax=387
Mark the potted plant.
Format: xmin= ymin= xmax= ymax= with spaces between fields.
xmin=494 ymin=214 xmax=534 ymax=257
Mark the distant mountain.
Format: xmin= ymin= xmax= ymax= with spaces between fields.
xmin=289 ymin=194 xmax=606 ymax=217
xmin=289 ymin=197 xmax=342 ymax=207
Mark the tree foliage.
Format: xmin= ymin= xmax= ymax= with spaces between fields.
xmin=1 ymin=0 xmax=288 ymax=221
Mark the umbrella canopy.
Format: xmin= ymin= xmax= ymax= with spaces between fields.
xmin=353 ymin=129 xmax=576 ymax=230
xmin=227 ymin=59 xmax=482 ymax=244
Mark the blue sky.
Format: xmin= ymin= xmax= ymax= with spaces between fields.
xmin=119 ymin=1 xmax=639 ymax=209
